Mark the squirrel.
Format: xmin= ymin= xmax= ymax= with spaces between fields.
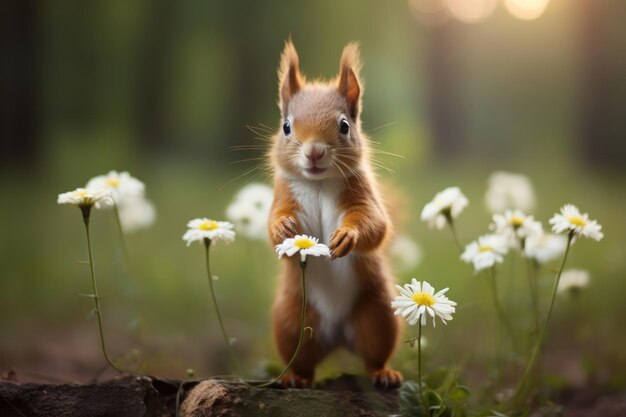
xmin=267 ymin=41 xmax=402 ymax=388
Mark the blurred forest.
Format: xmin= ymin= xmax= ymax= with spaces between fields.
xmin=1 ymin=0 xmax=626 ymax=390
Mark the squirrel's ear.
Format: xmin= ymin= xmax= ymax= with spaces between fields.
xmin=278 ymin=40 xmax=303 ymax=116
xmin=337 ymin=43 xmax=362 ymax=119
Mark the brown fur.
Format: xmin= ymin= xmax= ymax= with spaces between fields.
xmin=268 ymin=41 xmax=402 ymax=388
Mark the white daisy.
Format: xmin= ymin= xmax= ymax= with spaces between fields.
xmin=117 ymin=197 xmax=157 ymax=233
xmin=549 ymin=204 xmax=603 ymax=241
xmin=183 ymin=218 xmax=236 ymax=246
xmin=421 ymin=187 xmax=469 ymax=230
xmin=226 ymin=183 xmax=274 ymax=240
xmin=523 ymin=232 xmax=567 ymax=264
xmin=491 ymin=210 xmax=543 ymax=248
xmin=275 ymin=234 xmax=331 ymax=263
xmin=57 ymin=187 xmax=112 ymax=209
xmin=391 ymin=279 xmax=457 ymax=327
xmin=557 ymin=269 xmax=590 ymax=294
xmin=460 ymin=234 xmax=509 ymax=272
xmin=86 ymin=171 xmax=145 ymax=203
xmin=485 ymin=171 xmax=535 ymax=213
xmin=389 ymin=235 xmax=423 ymax=272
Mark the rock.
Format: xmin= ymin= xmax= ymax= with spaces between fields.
xmin=180 ymin=378 xmax=398 ymax=417
xmin=0 ymin=374 xmax=398 ymax=417
xmin=0 ymin=376 xmax=171 ymax=417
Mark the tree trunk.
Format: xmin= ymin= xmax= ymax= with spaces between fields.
xmin=578 ymin=0 xmax=626 ymax=169
xmin=425 ymin=23 xmax=465 ymax=158
xmin=0 ymin=0 xmax=40 ymax=169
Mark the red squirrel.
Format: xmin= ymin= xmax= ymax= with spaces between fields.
xmin=268 ymin=41 xmax=402 ymax=388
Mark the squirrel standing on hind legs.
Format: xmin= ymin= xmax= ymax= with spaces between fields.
xmin=268 ymin=41 xmax=402 ymax=388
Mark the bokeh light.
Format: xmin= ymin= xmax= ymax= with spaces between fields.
xmin=408 ymin=0 xmax=450 ymax=26
xmin=503 ymin=0 xmax=551 ymax=20
xmin=444 ymin=0 xmax=497 ymax=24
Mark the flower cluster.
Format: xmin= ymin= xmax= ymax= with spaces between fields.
xmin=58 ymin=170 xmax=156 ymax=233
xmin=481 ymin=208 xmax=570 ymax=269
xmin=413 ymin=174 xmax=604 ymax=410
xmin=420 ymin=176 xmax=603 ymax=276
xmin=86 ymin=171 xmax=156 ymax=233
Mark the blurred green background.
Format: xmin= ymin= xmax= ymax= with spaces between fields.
xmin=1 ymin=0 xmax=625 ymax=390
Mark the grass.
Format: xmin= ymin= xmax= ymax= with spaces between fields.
xmin=1 ymin=145 xmax=625 ymax=403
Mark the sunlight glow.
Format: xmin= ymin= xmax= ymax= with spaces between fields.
xmin=503 ymin=0 xmax=551 ymax=20
xmin=408 ymin=0 xmax=450 ymax=26
xmin=445 ymin=0 xmax=497 ymax=24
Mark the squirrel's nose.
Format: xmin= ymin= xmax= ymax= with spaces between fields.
xmin=305 ymin=148 xmax=325 ymax=163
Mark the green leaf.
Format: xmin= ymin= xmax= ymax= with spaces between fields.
xmin=448 ymin=385 xmax=470 ymax=400
xmin=427 ymin=388 xmax=446 ymax=416
xmin=426 ymin=388 xmax=444 ymax=407
xmin=398 ymin=380 xmax=426 ymax=417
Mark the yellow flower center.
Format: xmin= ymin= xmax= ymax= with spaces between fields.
xmin=294 ymin=238 xmax=315 ymax=249
xmin=479 ymin=245 xmax=494 ymax=252
xmin=567 ymin=216 xmax=587 ymax=227
xmin=105 ymin=177 xmax=120 ymax=187
xmin=412 ymin=292 xmax=435 ymax=307
xmin=510 ymin=216 xmax=525 ymax=227
xmin=75 ymin=190 xmax=89 ymax=198
xmin=198 ymin=220 xmax=219 ymax=231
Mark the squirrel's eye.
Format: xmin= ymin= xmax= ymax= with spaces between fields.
xmin=283 ymin=119 xmax=291 ymax=136
xmin=339 ymin=118 xmax=350 ymax=135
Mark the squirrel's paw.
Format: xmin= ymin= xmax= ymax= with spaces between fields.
xmin=277 ymin=371 xmax=313 ymax=389
xmin=329 ymin=227 xmax=358 ymax=259
xmin=271 ymin=216 xmax=298 ymax=244
xmin=369 ymin=368 xmax=403 ymax=389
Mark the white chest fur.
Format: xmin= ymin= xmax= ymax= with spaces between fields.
xmin=287 ymin=176 xmax=359 ymax=345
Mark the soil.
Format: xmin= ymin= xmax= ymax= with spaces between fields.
xmin=0 ymin=374 xmax=398 ymax=417
xmin=1 ymin=371 xmax=625 ymax=417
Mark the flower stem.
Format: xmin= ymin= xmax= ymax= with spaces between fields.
xmin=82 ymin=211 xmax=124 ymax=374
xmin=416 ymin=322 xmax=430 ymax=412
xmin=417 ymin=321 xmax=423 ymax=387
xmin=487 ymin=267 xmax=516 ymax=351
xmin=256 ymin=261 xmax=308 ymax=388
xmin=445 ymin=214 xmax=463 ymax=252
xmin=204 ymin=239 xmax=242 ymax=376
xmin=112 ymin=200 xmax=130 ymax=273
xmin=511 ymin=232 xmax=573 ymax=408
xmin=526 ymin=258 xmax=541 ymax=339
xmin=486 ymin=268 xmax=503 ymax=378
